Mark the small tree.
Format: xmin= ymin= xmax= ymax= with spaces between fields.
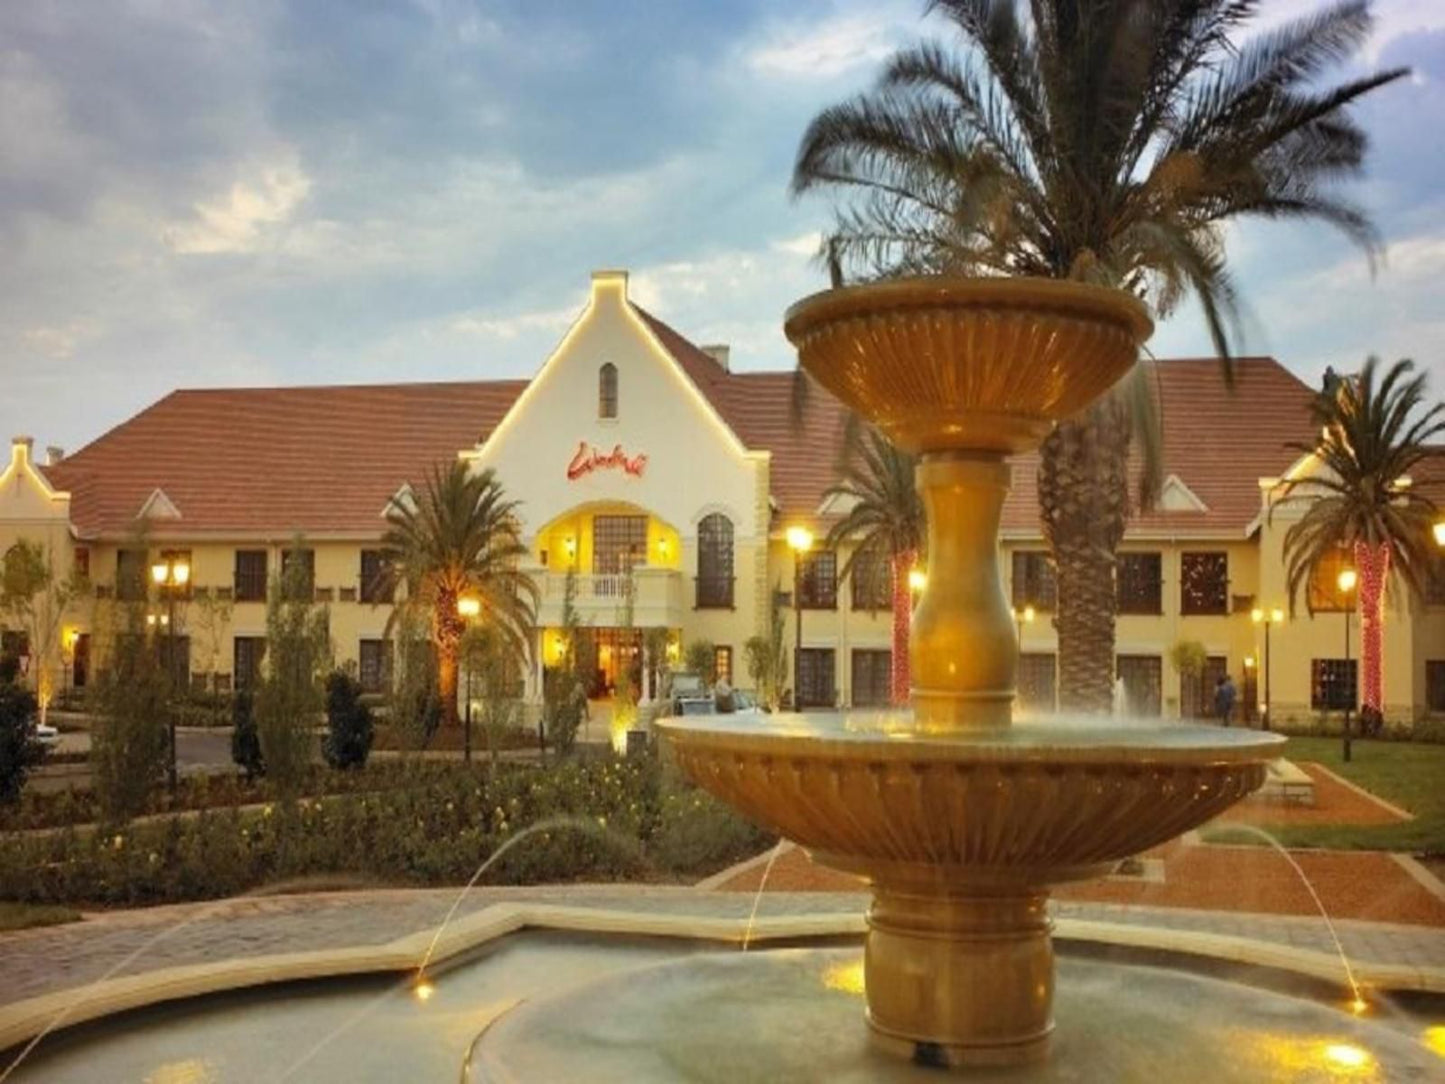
xmin=190 ymin=589 xmax=234 ymax=712
xmin=323 ymin=669 xmax=374 ymax=770
xmin=464 ymin=625 xmax=524 ymax=772
xmin=0 ymin=540 xmax=78 ymax=726
xmin=543 ymin=569 xmax=592 ymax=757
xmin=390 ymin=609 xmax=442 ymax=755
xmin=91 ymin=606 xmax=170 ymax=823
xmin=685 ymin=639 xmax=717 ymax=686
xmin=0 ymin=655 xmax=44 ymax=804
xmin=253 ymin=546 xmax=331 ymax=798
xmin=1168 ymin=640 xmax=1208 ymax=719
xmin=744 ymin=586 xmax=788 ymax=710
xmin=610 ymin=572 xmax=638 ymax=744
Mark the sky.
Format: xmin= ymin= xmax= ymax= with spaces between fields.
xmin=3 ymin=0 xmax=1444 ymax=454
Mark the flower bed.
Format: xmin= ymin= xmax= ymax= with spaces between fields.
xmin=0 ymin=758 xmax=773 ymax=906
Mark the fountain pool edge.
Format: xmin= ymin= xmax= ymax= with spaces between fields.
xmin=4 ymin=895 xmax=1442 ymax=1056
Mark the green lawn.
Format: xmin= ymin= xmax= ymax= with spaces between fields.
xmin=0 ymin=902 xmax=81 ymax=932
xmin=1203 ymin=736 xmax=1445 ymax=854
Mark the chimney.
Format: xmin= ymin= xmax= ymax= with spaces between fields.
xmin=11 ymin=436 xmax=33 ymax=464
xmin=700 ymin=344 xmax=731 ymax=371
xmin=45 ymin=446 xmax=64 ymax=466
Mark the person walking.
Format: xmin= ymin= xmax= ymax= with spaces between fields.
xmin=1214 ymin=674 xmax=1237 ymax=727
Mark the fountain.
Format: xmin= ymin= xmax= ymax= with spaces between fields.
xmin=652 ymin=277 xmax=1287 ymax=1067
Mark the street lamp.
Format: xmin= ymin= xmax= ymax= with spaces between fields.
xmin=1250 ymin=606 xmax=1284 ymax=731
xmin=151 ymin=554 xmax=190 ymax=792
xmin=786 ymin=526 xmax=814 ymax=711
xmin=1434 ymin=520 xmax=1445 ymax=548
xmin=457 ymin=594 xmax=481 ymax=764
xmin=1337 ymin=568 xmax=1358 ymax=762
xmin=908 ymin=568 xmax=927 ymax=594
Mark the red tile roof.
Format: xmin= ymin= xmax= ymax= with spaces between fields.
xmin=45 ymin=381 xmax=525 ymax=538
xmin=43 ymin=305 xmax=1326 ymax=541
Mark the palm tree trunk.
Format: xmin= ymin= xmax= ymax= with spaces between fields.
xmin=438 ymin=644 xmax=460 ymax=729
xmin=1039 ymin=400 xmax=1132 ymax=714
xmin=890 ymin=549 xmax=915 ymax=705
xmin=1354 ymin=540 xmax=1390 ymax=714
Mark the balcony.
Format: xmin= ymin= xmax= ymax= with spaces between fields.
xmin=535 ymin=567 xmax=684 ymax=629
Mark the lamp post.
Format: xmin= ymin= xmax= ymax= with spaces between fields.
xmin=457 ymin=595 xmax=481 ymax=764
xmin=151 ymin=555 xmax=190 ymax=792
xmin=1242 ymin=656 xmax=1256 ymax=725
xmin=1337 ymin=568 xmax=1358 ymax=762
xmin=786 ymin=526 xmax=814 ymax=711
xmin=1250 ymin=607 xmax=1284 ymax=731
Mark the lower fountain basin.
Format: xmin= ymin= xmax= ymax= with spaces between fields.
xmin=466 ymin=948 xmax=1439 ymax=1082
xmin=657 ymin=712 xmax=1286 ymax=884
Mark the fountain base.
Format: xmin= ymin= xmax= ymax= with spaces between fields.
xmin=465 ymin=947 xmax=1438 ymax=1082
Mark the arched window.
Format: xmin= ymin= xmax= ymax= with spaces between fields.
xmin=599 ymin=363 xmax=618 ymax=419
xmin=696 ymin=513 xmax=733 ymax=608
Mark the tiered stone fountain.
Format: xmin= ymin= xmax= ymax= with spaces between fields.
xmin=657 ymin=278 xmax=1285 ymax=1066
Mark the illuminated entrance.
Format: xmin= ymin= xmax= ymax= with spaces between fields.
xmin=583 ymin=627 xmax=642 ymax=698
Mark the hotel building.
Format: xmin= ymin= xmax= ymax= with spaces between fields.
xmin=2 ymin=270 xmax=1443 ymax=724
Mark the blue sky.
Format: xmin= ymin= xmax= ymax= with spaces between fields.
xmin=3 ymin=0 xmax=1443 ymax=452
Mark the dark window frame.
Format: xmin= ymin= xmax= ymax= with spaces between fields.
xmin=797 ymin=550 xmax=838 ymax=610
xmin=850 ymin=549 xmax=892 ymax=611
xmin=1180 ymin=552 xmax=1229 ymax=616
xmin=1017 ymin=652 xmax=1058 ymax=713
xmin=1307 ymin=548 xmax=1353 ymax=613
xmin=797 ymin=647 xmax=836 ymax=708
xmin=714 ymin=645 xmax=733 ymax=687
xmin=116 ymin=548 xmax=148 ymax=602
xmin=851 ymin=648 xmax=891 ymax=707
xmin=233 ymin=636 xmax=265 ymax=691
xmin=1427 ymin=660 xmax=1445 ymax=713
xmin=234 ymin=550 xmax=268 ymax=603
xmin=599 ymin=362 xmax=618 ymax=419
xmin=359 ymin=638 xmax=393 ymax=694
xmin=280 ymin=547 xmax=316 ymax=602
xmin=1116 ymin=654 xmax=1163 ymax=716
xmin=359 ymin=549 xmax=394 ymax=604
xmin=696 ymin=513 xmax=735 ymax=609
xmin=1011 ymin=551 xmax=1057 ymax=612
xmin=1117 ymin=552 xmax=1163 ymax=616
xmin=1311 ymin=658 xmax=1359 ymax=711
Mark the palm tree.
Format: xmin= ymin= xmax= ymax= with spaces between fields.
xmin=792 ymin=0 xmax=1405 ymax=711
xmin=1275 ymin=357 xmax=1443 ymax=728
xmin=824 ymin=427 xmax=926 ymax=704
xmin=383 ymin=461 xmax=538 ymax=729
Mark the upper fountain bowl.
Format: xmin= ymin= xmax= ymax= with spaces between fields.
xmin=784 ymin=277 xmax=1153 ymax=455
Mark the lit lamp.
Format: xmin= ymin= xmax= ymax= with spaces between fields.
xmin=151 ymin=554 xmax=190 ymax=792
xmin=1250 ymin=606 xmax=1285 ymax=731
xmin=786 ymin=526 xmax=815 ymax=711
xmin=457 ymin=594 xmax=481 ymax=763
xmin=908 ymin=568 xmax=927 ymax=593
xmin=1337 ymin=569 xmax=1358 ymax=762
xmin=1435 ymin=520 xmax=1445 ymax=548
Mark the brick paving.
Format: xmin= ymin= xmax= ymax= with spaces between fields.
xmin=1216 ymin=762 xmax=1409 ymax=827
xmin=2 ymin=883 xmax=1443 ymax=1011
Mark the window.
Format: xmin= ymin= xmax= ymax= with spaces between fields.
xmin=1017 ymin=653 xmax=1057 ymax=713
xmin=1180 ymin=655 xmax=1229 ymax=719
xmin=1012 ymin=551 xmax=1057 ymax=612
xmin=360 ymin=549 xmax=394 ymax=604
xmin=714 ymin=645 xmax=733 ymax=687
xmin=599 ymin=362 xmax=618 ymax=419
xmin=280 ymin=548 xmax=315 ymax=601
xmin=852 ymin=649 xmax=891 ymax=707
xmin=1311 ymin=658 xmax=1358 ymax=711
xmin=1428 ymin=661 xmax=1445 ymax=713
xmin=1117 ymin=553 xmax=1163 ymax=615
xmin=235 ymin=550 xmax=268 ymax=602
xmin=158 ymin=635 xmax=191 ymax=689
xmin=0 ymin=630 xmax=29 ymax=669
xmin=696 ymin=514 xmax=734 ymax=608
xmin=359 ymin=639 xmax=393 ymax=694
xmin=72 ymin=633 xmax=90 ymax=689
xmin=116 ymin=548 xmax=147 ymax=602
xmin=1307 ymin=548 xmax=1353 ymax=612
xmin=73 ymin=547 xmax=90 ymax=581
xmin=1425 ymin=554 xmax=1445 ymax=606
xmin=851 ymin=549 xmax=892 ymax=611
xmin=797 ymin=550 xmax=837 ymax=609
xmin=593 ymin=516 xmax=647 ymax=575
xmin=797 ymin=648 xmax=836 ymax=708
xmin=1116 ymin=655 xmax=1162 ymax=716
xmin=233 ymin=636 xmax=265 ymax=691
xmin=1180 ymin=553 xmax=1228 ymax=616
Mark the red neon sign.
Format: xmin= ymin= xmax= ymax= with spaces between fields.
xmin=566 ymin=441 xmax=648 ymax=481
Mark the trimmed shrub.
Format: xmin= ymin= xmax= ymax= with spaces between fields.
xmin=324 ymin=670 xmax=374 ymax=770
xmin=0 ymin=657 xmax=43 ymax=804
xmin=231 ymin=690 xmax=264 ymax=780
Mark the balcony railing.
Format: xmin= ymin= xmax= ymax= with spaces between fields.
xmin=538 ymin=568 xmax=684 ymax=626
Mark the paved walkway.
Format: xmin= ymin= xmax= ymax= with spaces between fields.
xmin=2 ymin=885 xmax=1443 ymax=1010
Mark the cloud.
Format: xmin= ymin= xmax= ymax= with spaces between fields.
xmin=21 ymin=318 xmax=99 ymax=360
xmin=743 ymin=8 xmax=913 ymax=80
xmin=448 ymin=301 xmax=582 ymax=342
xmin=163 ymin=154 xmax=312 ymax=255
